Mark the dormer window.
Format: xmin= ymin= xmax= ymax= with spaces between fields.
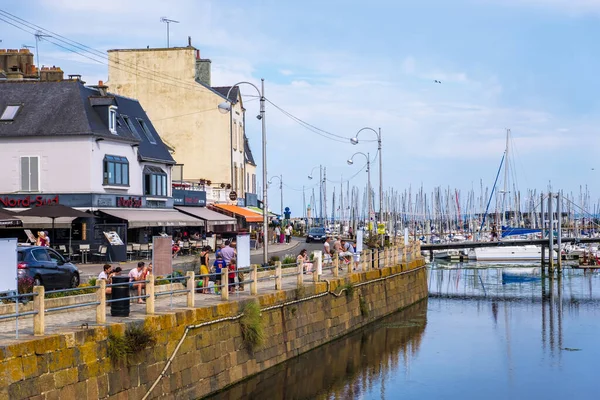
xmin=137 ymin=118 xmax=157 ymax=144
xmin=0 ymin=105 xmax=21 ymax=121
xmin=108 ymin=106 xmax=118 ymax=134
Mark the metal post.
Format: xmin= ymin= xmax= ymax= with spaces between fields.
xmin=261 ymin=79 xmax=269 ymax=267
xmin=541 ymin=193 xmax=546 ymax=267
xmin=251 ymin=265 xmax=258 ymax=295
xmin=229 ymin=103 xmax=234 ymax=192
xmin=186 ymin=271 xmax=195 ymax=307
xmin=275 ymin=261 xmax=282 ymax=290
xmin=33 ymin=286 xmax=44 ymax=336
xmin=280 ymin=174 xmax=283 ymax=221
xmin=548 ymin=193 xmax=554 ymax=272
xmin=319 ymin=165 xmax=323 ymax=223
xmin=146 ymin=274 xmax=155 ymax=314
xmin=221 ymin=268 xmax=229 ymax=301
xmin=96 ymin=280 xmax=106 ymax=325
xmin=557 ymin=192 xmax=562 ymax=271
xmin=378 ymin=128 xmax=383 ymax=229
xmin=367 ymin=154 xmax=372 ymax=235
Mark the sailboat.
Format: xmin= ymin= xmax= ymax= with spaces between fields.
xmin=469 ymin=129 xmax=557 ymax=262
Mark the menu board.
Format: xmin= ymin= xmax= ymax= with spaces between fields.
xmin=103 ymin=231 xmax=124 ymax=246
xmin=152 ymin=236 xmax=173 ymax=277
xmin=24 ymin=230 xmax=36 ymax=243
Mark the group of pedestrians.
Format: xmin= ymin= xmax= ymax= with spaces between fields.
xmin=323 ymin=236 xmax=360 ymax=269
xmin=273 ymin=224 xmax=293 ymax=244
xmin=196 ymin=240 xmax=244 ymax=294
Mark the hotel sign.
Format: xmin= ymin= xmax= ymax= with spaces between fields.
xmin=172 ymin=189 xmax=206 ymax=207
xmin=0 ymin=195 xmax=59 ymax=208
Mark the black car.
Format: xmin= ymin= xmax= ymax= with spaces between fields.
xmin=306 ymin=227 xmax=327 ymax=243
xmin=17 ymin=246 xmax=80 ymax=289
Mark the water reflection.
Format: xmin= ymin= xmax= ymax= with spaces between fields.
xmin=205 ymin=300 xmax=427 ymax=400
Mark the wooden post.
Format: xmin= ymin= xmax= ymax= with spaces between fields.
xmin=297 ymin=260 xmax=304 ymax=287
xmin=96 ymin=280 xmax=106 ymax=324
xmin=403 ymin=244 xmax=407 ymax=262
xmin=333 ymin=255 xmax=339 ymax=277
xmin=146 ymin=274 xmax=155 ymax=314
xmin=313 ymin=253 xmax=321 ymax=282
xmin=186 ymin=271 xmax=195 ymax=308
xmin=275 ymin=261 xmax=282 ymax=290
xmin=33 ymin=286 xmax=44 ymax=336
xmin=363 ymin=250 xmax=369 ymax=271
xmin=221 ymin=268 xmax=229 ymax=301
xmin=251 ymin=265 xmax=258 ymax=295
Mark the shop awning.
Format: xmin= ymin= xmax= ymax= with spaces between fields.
xmin=99 ymin=209 xmax=204 ymax=228
xmin=211 ymin=204 xmax=263 ymax=223
xmin=174 ymin=206 xmax=236 ymax=226
xmin=246 ymin=206 xmax=278 ymax=218
xmin=18 ymin=217 xmax=76 ymax=229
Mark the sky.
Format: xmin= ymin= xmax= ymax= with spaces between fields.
xmin=1 ymin=0 xmax=600 ymax=217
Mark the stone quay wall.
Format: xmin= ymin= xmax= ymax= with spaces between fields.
xmin=0 ymin=258 xmax=427 ymax=400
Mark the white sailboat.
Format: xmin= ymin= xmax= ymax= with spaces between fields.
xmin=470 ymin=129 xmax=554 ymax=262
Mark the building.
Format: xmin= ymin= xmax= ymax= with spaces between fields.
xmin=106 ymin=43 xmax=258 ymax=204
xmin=0 ymin=77 xmax=208 ymax=260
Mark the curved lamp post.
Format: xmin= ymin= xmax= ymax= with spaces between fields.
xmin=268 ymin=175 xmax=283 ymax=221
xmin=347 ymin=152 xmax=372 ymax=233
xmin=350 ymin=128 xmax=382 ymax=225
xmin=218 ymin=80 xmax=268 ymax=266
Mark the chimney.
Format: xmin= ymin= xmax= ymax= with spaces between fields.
xmin=195 ymin=50 xmax=211 ymax=86
xmin=188 ymin=36 xmax=192 ymax=47
xmin=97 ymin=80 xmax=108 ymax=96
xmin=40 ymin=66 xmax=64 ymax=82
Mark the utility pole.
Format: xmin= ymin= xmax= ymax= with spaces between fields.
xmin=323 ymin=167 xmax=327 ymax=226
xmin=160 ymin=17 xmax=179 ymax=48
xmin=34 ymin=31 xmax=51 ymax=77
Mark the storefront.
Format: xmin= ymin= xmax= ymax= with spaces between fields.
xmin=209 ymin=203 xmax=263 ymax=232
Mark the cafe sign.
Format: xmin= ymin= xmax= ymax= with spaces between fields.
xmin=0 ymin=195 xmax=59 ymax=208
xmin=172 ymin=189 xmax=206 ymax=207
xmin=116 ymin=196 xmax=142 ymax=208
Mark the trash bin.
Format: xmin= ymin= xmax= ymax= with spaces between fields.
xmin=110 ymin=275 xmax=130 ymax=317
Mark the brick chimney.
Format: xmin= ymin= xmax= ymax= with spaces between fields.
xmin=0 ymin=48 xmax=36 ymax=79
xmin=40 ymin=66 xmax=64 ymax=82
xmin=194 ymin=49 xmax=211 ymax=86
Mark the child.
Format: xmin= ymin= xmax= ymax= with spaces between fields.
xmin=228 ymin=258 xmax=237 ymax=293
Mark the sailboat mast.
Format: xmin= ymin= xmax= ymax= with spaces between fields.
xmin=502 ymin=128 xmax=510 ymax=227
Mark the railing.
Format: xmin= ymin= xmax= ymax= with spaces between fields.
xmin=1 ymin=239 xmax=422 ymax=338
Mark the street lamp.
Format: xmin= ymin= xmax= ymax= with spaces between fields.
xmin=218 ymin=80 xmax=269 ymax=266
xmin=347 ymin=152 xmax=372 ymax=234
xmin=350 ymin=128 xmax=383 ymax=225
xmin=268 ymin=175 xmax=283 ymax=221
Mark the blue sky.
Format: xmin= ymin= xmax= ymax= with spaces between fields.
xmin=1 ymin=0 xmax=599 ymax=216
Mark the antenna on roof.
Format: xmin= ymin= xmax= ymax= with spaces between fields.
xmin=159 ymin=17 xmax=180 ymax=48
xmin=34 ymin=30 xmax=52 ymax=78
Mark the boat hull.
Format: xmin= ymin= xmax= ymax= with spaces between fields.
xmin=469 ymin=245 xmax=557 ymax=262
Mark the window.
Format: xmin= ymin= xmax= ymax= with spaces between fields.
xmin=233 ymin=124 xmax=238 ymax=151
xmin=48 ymin=250 xmax=64 ymax=264
xmin=239 ymin=123 xmax=244 ymax=153
xmin=103 ymin=155 xmax=129 ymax=186
xmin=137 ymin=118 xmax=157 ymax=144
xmin=144 ymin=166 xmax=167 ymax=196
xmin=108 ymin=106 xmax=118 ymax=134
xmin=0 ymin=105 xmax=21 ymax=121
xmin=121 ymin=115 xmax=141 ymax=140
xmin=31 ymin=249 xmax=50 ymax=262
xmin=20 ymin=156 xmax=39 ymax=192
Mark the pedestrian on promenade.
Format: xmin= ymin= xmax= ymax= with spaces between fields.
xmin=274 ymin=226 xmax=281 ymax=244
xmin=323 ymin=237 xmax=332 ymax=266
xmin=129 ymin=261 xmax=147 ymax=304
xmin=221 ymin=240 xmax=235 ymax=265
xmin=285 ymin=225 xmax=292 ymax=244
xmin=297 ymin=249 xmax=312 ymax=273
xmin=213 ymin=254 xmax=226 ymax=294
xmin=228 ymin=258 xmax=238 ymax=293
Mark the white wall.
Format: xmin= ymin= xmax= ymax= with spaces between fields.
xmin=0 ymin=136 xmax=168 ymax=197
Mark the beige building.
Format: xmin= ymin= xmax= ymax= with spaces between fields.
xmin=106 ymin=44 xmax=257 ymax=202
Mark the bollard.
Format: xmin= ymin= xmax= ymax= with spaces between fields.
xmin=221 ymin=268 xmax=229 ymax=301
xmin=297 ymin=260 xmax=304 ymax=287
xmin=33 ymin=286 xmax=44 ymax=336
xmin=251 ymin=265 xmax=258 ymax=295
xmin=186 ymin=271 xmax=195 ymax=308
xmin=333 ymin=255 xmax=339 ymax=277
xmin=347 ymin=254 xmax=353 ymax=274
xmin=314 ymin=252 xmax=322 ymax=282
xmin=96 ymin=280 xmax=106 ymax=324
xmin=275 ymin=261 xmax=282 ymax=290
xmin=146 ymin=274 xmax=155 ymax=314
xmin=403 ymin=244 xmax=407 ymax=262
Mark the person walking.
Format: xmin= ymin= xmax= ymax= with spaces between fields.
xmin=274 ymin=226 xmax=281 ymax=244
xmin=285 ymin=225 xmax=292 ymax=244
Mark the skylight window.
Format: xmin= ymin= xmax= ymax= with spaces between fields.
xmin=121 ymin=115 xmax=142 ymax=140
xmin=137 ymin=118 xmax=157 ymax=144
xmin=0 ymin=105 xmax=21 ymax=121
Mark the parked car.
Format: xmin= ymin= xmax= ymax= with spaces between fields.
xmin=17 ymin=246 xmax=80 ymax=289
xmin=306 ymin=227 xmax=327 ymax=243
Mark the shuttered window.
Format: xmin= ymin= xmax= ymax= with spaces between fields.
xmin=20 ymin=156 xmax=39 ymax=192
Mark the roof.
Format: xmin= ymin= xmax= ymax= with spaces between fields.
xmin=211 ymin=204 xmax=263 ymax=222
xmin=98 ymin=209 xmax=204 ymax=228
xmin=211 ymin=86 xmax=240 ymax=104
xmin=246 ymin=206 xmax=276 ymax=217
xmin=175 ymin=206 xmax=236 ymax=226
xmin=244 ymin=135 xmax=256 ymax=166
xmin=0 ymin=80 xmax=175 ymax=164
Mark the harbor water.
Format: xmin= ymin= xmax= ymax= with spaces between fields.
xmin=207 ymin=263 xmax=600 ymax=400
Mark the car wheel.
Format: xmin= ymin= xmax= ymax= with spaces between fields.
xmin=33 ymin=276 xmax=42 ymax=287
xmin=306 ymin=238 xmax=311 ymax=243
xmin=70 ymin=274 xmax=80 ymax=288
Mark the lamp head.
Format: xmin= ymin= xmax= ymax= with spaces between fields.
xmin=256 ymin=114 xmax=262 ymax=120
xmin=308 ymin=175 xmax=313 ymax=180
xmin=350 ymin=137 xmax=359 ymax=145
xmin=218 ymin=102 xmax=231 ymax=114
xmin=347 ymin=159 xmax=354 ymax=165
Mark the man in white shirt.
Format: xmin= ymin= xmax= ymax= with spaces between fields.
xmin=323 ymin=237 xmax=332 ymax=266
xmin=98 ymin=264 xmax=111 ymax=280
xmin=285 ymin=225 xmax=292 ymax=244
xmin=274 ymin=226 xmax=281 ymax=244
xmin=129 ymin=261 xmax=147 ymax=304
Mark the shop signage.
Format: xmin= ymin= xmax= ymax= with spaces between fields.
xmin=0 ymin=195 xmax=59 ymax=208
xmin=172 ymin=189 xmax=206 ymax=207
xmin=229 ymin=191 xmax=237 ymax=201
xmin=116 ymin=196 xmax=142 ymax=208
